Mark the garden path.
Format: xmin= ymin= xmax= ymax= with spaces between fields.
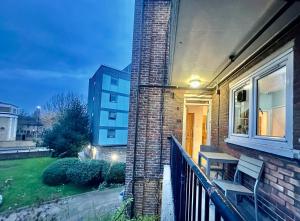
xmin=0 ymin=187 xmax=123 ymax=221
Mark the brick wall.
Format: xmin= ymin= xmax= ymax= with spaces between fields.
xmin=211 ymin=20 xmax=300 ymax=221
xmin=125 ymin=0 xmax=173 ymax=216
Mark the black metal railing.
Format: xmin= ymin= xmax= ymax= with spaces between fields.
xmin=170 ymin=135 xmax=245 ymax=221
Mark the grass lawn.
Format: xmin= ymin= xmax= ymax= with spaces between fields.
xmin=0 ymin=157 xmax=92 ymax=212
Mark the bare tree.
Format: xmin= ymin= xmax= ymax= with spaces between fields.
xmin=41 ymin=92 xmax=85 ymax=129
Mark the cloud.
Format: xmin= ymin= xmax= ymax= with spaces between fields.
xmin=0 ymin=68 xmax=92 ymax=80
xmin=0 ymin=0 xmax=134 ymax=111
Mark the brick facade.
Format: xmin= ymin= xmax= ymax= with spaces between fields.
xmin=211 ymin=20 xmax=300 ymax=221
xmin=125 ymin=0 xmax=174 ymax=216
xmin=126 ymin=0 xmax=300 ymax=219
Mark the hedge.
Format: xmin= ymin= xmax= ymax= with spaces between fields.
xmin=105 ymin=162 xmax=125 ymax=184
xmin=42 ymin=159 xmax=125 ymax=187
xmin=66 ymin=160 xmax=108 ymax=186
xmin=42 ymin=158 xmax=78 ymax=186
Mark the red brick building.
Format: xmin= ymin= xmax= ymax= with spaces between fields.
xmin=125 ymin=0 xmax=300 ymax=220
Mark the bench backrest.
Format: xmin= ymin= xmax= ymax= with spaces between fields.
xmin=236 ymin=155 xmax=264 ymax=180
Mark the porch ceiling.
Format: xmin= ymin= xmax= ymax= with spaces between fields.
xmin=170 ymin=0 xmax=284 ymax=88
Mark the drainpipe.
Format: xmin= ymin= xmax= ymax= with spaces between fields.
xmin=159 ymin=21 xmax=170 ymax=175
xmin=131 ymin=0 xmax=145 ymax=217
xmin=217 ymin=87 xmax=220 ymax=146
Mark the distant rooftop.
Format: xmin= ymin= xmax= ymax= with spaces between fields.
xmin=0 ymin=101 xmax=18 ymax=108
xmin=122 ymin=64 xmax=131 ymax=73
xmin=90 ymin=64 xmax=131 ymax=80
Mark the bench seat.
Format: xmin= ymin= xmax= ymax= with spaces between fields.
xmin=213 ymin=179 xmax=253 ymax=195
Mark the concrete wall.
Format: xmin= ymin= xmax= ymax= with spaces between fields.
xmin=85 ymin=145 xmax=126 ymax=163
xmin=0 ymin=150 xmax=51 ymax=160
xmin=0 ymin=140 xmax=36 ymax=148
xmin=0 ymin=116 xmax=17 ymax=141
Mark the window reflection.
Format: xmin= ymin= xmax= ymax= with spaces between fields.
xmin=257 ymin=67 xmax=286 ymax=138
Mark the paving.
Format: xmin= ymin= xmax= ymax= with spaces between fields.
xmin=0 ymin=187 xmax=123 ymax=221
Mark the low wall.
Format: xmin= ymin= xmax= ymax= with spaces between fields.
xmin=84 ymin=145 xmax=127 ymax=162
xmin=0 ymin=141 xmax=36 ymax=148
xmin=0 ymin=150 xmax=52 ymax=160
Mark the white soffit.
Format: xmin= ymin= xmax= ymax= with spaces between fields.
xmin=170 ymin=0 xmax=281 ymax=88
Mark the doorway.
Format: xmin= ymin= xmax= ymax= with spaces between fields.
xmin=182 ymin=99 xmax=211 ymax=162
xmin=186 ymin=113 xmax=194 ymax=156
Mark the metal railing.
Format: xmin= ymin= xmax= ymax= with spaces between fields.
xmin=170 ymin=135 xmax=245 ymax=221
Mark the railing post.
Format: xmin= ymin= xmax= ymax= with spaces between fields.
xmin=179 ymin=156 xmax=186 ymax=221
xmin=197 ymin=180 xmax=202 ymax=221
xmin=192 ymin=173 xmax=197 ymax=220
xmin=169 ymin=136 xmax=244 ymax=221
xmin=204 ymin=191 xmax=210 ymax=221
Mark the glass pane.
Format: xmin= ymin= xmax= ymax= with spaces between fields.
xmin=257 ymin=66 xmax=286 ymax=138
xmin=233 ymin=83 xmax=249 ymax=134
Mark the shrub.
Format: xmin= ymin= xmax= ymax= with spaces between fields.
xmin=42 ymin=158 xmax=79 ymax=186
xmin=43 ymin=159 xmax=125 ymax=187
xmin=66 ymin=160 xmax=109 ymax=186
xmin=105 ymin=162 xmax=125 ymax=184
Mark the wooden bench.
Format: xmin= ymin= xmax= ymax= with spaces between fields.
xmin=213 ymin=155 xmax=264 ymax=221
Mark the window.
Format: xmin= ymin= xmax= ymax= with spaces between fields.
xmin=233 ymin=83 xmax=249 ymax=135
xmin=111 ymin=77 xmax=118 ymax=86
xmin=109 ymin=93 xmax=118 ymax=102
xmin=107 ymin=129 xmax=116 ymax=138
xmin=227 ymin=49 xmax=293 ymax=158
xmin=257 ymin=67 xmax=286 ymax=138
xmin=108 ymin=111 xmax=117 ymax=120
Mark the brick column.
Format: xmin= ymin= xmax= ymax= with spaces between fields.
xmin=125 ymin=0 xmax=172 ymax=216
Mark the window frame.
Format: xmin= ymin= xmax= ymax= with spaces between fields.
xmin=108 ymin=111 xmax=117 ymax=120
xmin=107 ymin=129 xmax=116 ymax=138
xmin=109 ymin=93 xmax=118 ymax=103
xmin=226 ymin=48 xmax=294 ymax=158
xmin=230 ymin=79 xmax=251 ymax=138
xmin=111 ymin=77 xmax=119 ymax=86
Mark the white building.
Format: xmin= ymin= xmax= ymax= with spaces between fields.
xmin=0 ymin=102 xmax=18 ymax=141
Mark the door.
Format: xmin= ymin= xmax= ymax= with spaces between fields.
xmin=202 ymin=115 xmax=207 ymax=145
xmin=185 ymin=113 xmax=194 ymax=156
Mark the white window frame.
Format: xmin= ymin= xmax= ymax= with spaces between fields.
xmin=225 ymin=48 xmax=294 ymax=158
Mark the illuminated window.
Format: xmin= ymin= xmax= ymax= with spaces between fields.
xmin=257 ymin=67 xmax=286 ymax=138
xmin=227 ymin=48 xmax=293 ymax=158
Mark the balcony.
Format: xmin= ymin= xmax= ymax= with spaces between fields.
xmin=168 ymin=135 xmax=278 ymax=221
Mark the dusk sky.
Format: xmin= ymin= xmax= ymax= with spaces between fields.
xmin=0 ymin=0 xmax=135 ymax=112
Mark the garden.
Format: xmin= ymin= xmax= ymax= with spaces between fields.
xmin=0 ymin=157 xmax=125 ymax=213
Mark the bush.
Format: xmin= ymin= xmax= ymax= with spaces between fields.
xmin=66 ymin=160 xmax=109 ymax=186
xmin=43 ymin=158 xmax=125 ymax=187
xmin=42 ymin=158 xmax=78 ymax=186
xmin=105 ymin=162 xmax=125 ymax=184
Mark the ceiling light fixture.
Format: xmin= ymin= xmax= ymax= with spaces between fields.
xmin=189 ymin=79 xmax=201 ymax=89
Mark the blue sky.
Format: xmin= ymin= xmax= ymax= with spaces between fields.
xmin=0 ymin=0 xmax=134 ymax=112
